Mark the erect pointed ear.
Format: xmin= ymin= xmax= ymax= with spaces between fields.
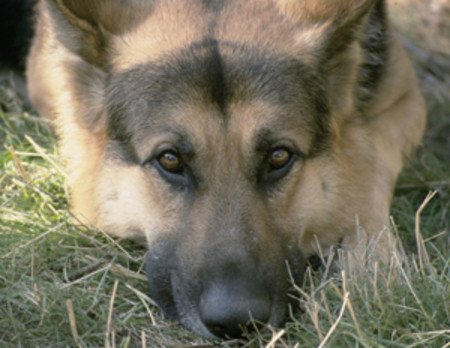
xmin=277 ymin=0 xmax=381 ymax=118
xmin=45 ymin=0 xmax=153 ymax=67
xmin=56 ymin=0 xmax=153 ymax=34
xmin=277 ymin=0 xmax=377 ymax=55
xmin=27 ymin=0 xmax=151 ymax=134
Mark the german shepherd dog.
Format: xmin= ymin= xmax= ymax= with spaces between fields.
xmin=3 ymin=0 xmax=426 ymax=339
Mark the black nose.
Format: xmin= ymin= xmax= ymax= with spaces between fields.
xmin=199 ymin=281 xmax=272 ymax=338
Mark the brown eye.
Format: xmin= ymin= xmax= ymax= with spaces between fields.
xmin=159 ymin=151 xmax=182 ymax=173
xmin=268 ymin=148 xmax=291 ymax=170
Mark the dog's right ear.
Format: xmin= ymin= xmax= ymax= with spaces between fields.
xmin=27 ymin=0 xmax=153 ymax=123
xmin=55 ymin=0 xmax=153 ymax=35
xmin=27 ymin=1 xmax=156 ymax=218
xmin=27 ymin=0 xmax=155 ymax=133
xmin=43 ymin=0 xmax=154 ymax=68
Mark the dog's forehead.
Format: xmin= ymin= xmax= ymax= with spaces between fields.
xmin=106 ymin=40 xmax=329 ymax=157
xmin=110 ymin=0 xmax=310 ymax=71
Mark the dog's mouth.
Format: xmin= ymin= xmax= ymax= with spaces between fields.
xmin=145 ymin=240 xmax=306 ymax=339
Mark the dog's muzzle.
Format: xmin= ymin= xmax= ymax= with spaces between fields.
xmin=145 ymin=238 xmax=306 ymax=339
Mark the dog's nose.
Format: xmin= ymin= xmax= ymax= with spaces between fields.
xmin=199 ymin=281 xmax=271 ymax=338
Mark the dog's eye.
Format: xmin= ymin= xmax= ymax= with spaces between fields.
xmin=258 ymin=147 xmax=295 ymax=186
xmin=268 ymin=148 xmax=291 ymax=170
xmin=158 ymin=151 xmax=183 ymax=173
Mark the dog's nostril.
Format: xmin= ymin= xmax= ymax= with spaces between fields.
xmin=199 ymin=283 xmax=271 ymax=338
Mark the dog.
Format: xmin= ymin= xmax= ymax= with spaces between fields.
xmin=3 ymin=0 xmax=426 ymax=339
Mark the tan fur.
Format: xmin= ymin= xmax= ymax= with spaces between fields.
xmin=112 ymin=1 xmax=210 ymax=71
xmin=27 ymin=0 xmax=425 ymax=270
xmin=25 ymin=0 xmax=427 ymax=337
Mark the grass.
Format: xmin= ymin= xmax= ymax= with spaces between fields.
xmin=1 ymin=1 xmax=449 ymax=347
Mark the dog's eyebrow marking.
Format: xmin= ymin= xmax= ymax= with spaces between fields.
xmin=107 ymin=40 xmax=331 ymax=152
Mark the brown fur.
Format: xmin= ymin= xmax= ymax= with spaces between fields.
xmin=26 ymin=0 xmax=426 ymax=338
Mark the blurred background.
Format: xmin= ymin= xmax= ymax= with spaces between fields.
xmin=389 ymin=0 xmax=450 ymax=159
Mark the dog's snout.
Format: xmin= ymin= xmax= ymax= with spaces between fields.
xmin=199 ymin=280 xmax=272 ymax=338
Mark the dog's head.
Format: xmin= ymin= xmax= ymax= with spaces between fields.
xmin=28 ymin=0 xmax=400 ymax=338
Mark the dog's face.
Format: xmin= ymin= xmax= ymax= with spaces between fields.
xmin=102 ymin=43 xmax=333 ymax=337
xmin=27 ymin=0 xmax=426 ymax=339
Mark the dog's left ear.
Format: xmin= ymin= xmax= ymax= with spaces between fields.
xmin=277 ymin=0 xmax=380 ymax=117
xmin=278 ymin=0 xmax=377 ymax=54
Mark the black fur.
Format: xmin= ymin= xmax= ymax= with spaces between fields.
xmin=358 ymin=0 xmax=389 ymax=108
